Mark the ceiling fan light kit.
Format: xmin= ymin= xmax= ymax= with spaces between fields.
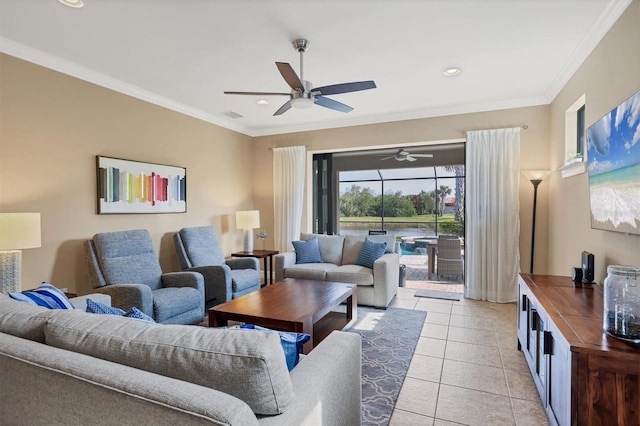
xmin=224 ymin=38 xmax=376 ymax=116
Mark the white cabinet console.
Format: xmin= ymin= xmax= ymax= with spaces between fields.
xmin=517 ymin=274 xmax=640 ymax=426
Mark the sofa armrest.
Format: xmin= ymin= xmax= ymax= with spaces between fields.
xmin=70 ymin=293 xmax=112 ymax=311
xmin=372 ymin=252 xmax=400 ymax=308
xmin=94 ymin=284 xmax=153 ymax=315
xmin=275 ymin=252 xmax=297 ymax=282
xmin=226 ymin=257 xmax=260 ymax=271
xmin=257 ymin=331 xmax=361 ymax=426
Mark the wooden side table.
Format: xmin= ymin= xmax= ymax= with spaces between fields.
xmin=231 ymin=249 xmax=279 ymax=285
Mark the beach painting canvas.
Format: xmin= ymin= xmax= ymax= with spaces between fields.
xmin=587 ymin=89 xmax=640 ymax=235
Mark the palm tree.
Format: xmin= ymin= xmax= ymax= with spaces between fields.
xmin=437 ymin=185 xmax=452 ymax=216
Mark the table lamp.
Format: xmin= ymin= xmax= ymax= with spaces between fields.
xmin=236 ymin=210 xmax=260 ymax=253
xmin=0 ymin=213 xmax=41 ymax=293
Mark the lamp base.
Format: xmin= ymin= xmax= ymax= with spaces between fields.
xmin=0 ymin=250 xmax=22 ymax=294
xmin=243 ymin=230 xmax=254 ymax=253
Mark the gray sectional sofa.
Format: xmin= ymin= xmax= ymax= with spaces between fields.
xmin=275 ymin=233 xmax=399 ymax=308
xmin=0 ymin=293 xmax=362 ymax=425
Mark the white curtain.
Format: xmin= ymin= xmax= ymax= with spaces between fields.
xmin=273 ymin=146 xmax=306 ymax=252
xmin=465 ymin=128 xmax=521 ymax=302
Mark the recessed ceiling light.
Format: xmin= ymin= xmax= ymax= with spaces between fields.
xmin=443 ymin=67 xmax=461 ymax=76
xmin=58 ymin=0 xmax=84 ymax=8
xmin=256 ymin=99 xmax=269 ymax=105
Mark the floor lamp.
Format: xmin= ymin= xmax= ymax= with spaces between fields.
xmin=0 ymin=213 xmax=41 ymax=293
xmin=522 ymin=171 xmax=551 ymax=273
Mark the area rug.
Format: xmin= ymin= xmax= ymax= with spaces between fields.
xmin=345 ymin=307 xmax=427 ymax=426
xmin=414 ymin=289 xmax=461 ymax=301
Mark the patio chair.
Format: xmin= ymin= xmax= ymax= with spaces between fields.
xmin=436 ymin=237 xmax=464 ymax=282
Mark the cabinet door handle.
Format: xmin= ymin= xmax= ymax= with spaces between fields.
xmin=531 ymin=309 xmax=538 ymax=331
xmin=521 ymin=294 xmax=528 ymax=311
xmin=543 ymin=331 xmax=553 ymax=355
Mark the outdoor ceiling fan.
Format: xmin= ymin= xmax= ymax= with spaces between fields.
xmin=224 ymin=39 xmax=376 ymax=116
xmin=380 ymin=149 xmax=434 ymax=162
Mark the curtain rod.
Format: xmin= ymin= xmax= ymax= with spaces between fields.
xmin=268 ymin=145 xmax=308 ymax=150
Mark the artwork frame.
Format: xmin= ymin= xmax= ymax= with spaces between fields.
xmin=96 ymin=156 xmax=187 ymax=214
xmin=586 ymin=89 xmax=640 ymax=235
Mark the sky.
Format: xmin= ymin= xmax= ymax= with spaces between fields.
xmin=587 ymin=90 xmax=640 ymax=176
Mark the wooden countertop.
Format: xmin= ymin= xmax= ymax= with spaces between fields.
xmin=520 ymin=274 xmax=640 ymax=358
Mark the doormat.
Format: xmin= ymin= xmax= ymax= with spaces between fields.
xmin=414 ymin=289 xmax=461 ymax=301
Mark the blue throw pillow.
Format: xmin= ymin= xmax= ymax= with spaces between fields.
xmin=8 ymin=282 xmax=74 ymax=310
xmin=240 ymin=324 xmax=310 ymax=370
xmin=356 ymin=238 xmax=387 ymax=269
xmin=292 ymin=237 xmax=322 ymax=264
xmin=86 ymin=298 xmax=126 ymax=315
xmin=86 ymin=298 xmax=155 ymax=323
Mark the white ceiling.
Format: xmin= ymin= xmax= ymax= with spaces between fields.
xmin=0 ymin=0 xmax=631 ymax=137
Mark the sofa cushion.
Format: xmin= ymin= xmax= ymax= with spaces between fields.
xmin=356 ymin=238 xmax=388 ymax=269
xmin=326 ymin=265 xmax=375 ymax=286
xmin=0 ymin=293 xmax=64 ymax=342
xmin=301 ymin=233 xmax=344 ymax=265
xmin=284 ymin=263 xmax=338 ymax=281
xmin=8 ymin=282 xmax=74 ymax=310
xmin=292 ymin=237 xmax=322 ymax=264
xmin=230 ymin=268 xmax=261 ymax=292
xmin=366 ymin=234 xmax=396 ymax=254
xmin=151 ymin=286 xmax=201 ymax=323
xmin=44 ymin=312 xmax=294 ymax=415
xmin=342 ymin=235 xmax=365 ymax=265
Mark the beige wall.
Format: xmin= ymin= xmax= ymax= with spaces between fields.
xmin=0 ymin=54 xmax=254 ymax=294
xmin=253 ymin=105 xmax=552 ymax=275
xmin=547 ymin=0 xmax=640 ymax=283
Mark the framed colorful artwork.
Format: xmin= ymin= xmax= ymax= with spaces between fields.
xmin=96 ymin=156 xmax=186 ymax=214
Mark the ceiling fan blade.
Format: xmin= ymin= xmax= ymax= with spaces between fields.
xmin=411 ymin=154 xmax=434 ymax=158
xmin=276 ymin=62 xmax=304 ymax=91
xmin=314 ymin=96 xmax=353 ymax=113
xmin=273 ymin=100 xmax=292 ymax=116
xmin=224 ymin=91 xmax=291 ymax=96
xmin=312 ymin=80 xmax=376 ymax=96
xmin=406 ymin=156 xmax=417 ymax=162
xmin=379 ymin=156 xmax=395 ymax=161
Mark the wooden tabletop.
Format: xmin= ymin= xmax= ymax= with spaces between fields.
xmin=520 ymin=274 xmax=640 ymax=357
xmin=208 ymin=278 xmax=357 ymax=353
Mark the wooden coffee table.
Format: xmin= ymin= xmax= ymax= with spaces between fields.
xmin=208 ymin=278 xmax=357 ymax=354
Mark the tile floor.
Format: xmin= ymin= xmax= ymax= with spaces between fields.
xmin=387 ymin=286 xmax=550 ymax=426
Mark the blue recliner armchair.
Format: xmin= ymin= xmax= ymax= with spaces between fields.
xmin=174 ymin=226 xmax=261 ymax=309
xmin=84 ymin=229 xmax=205 ymax=325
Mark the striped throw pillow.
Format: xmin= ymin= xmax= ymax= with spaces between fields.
xmin=8 ymin=282 xmax=75 ymax=310
xmin=356 ymin=238 xmax=387 ymax=269
xmin=292 ymin=237 xmax=323 ymax=264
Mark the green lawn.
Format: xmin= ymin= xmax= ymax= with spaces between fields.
xmin=339 ymin=214 xmax=456 ymax=223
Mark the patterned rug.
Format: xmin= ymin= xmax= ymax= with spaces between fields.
xmin=344 ymin=307 xmax=427 ymax=426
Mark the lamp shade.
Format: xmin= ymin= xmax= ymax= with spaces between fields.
xmin=0 ymin=213 xmax=41 ymax=250
xmin=236 ymin=210 xmax=260 ymax=230
xmin=521 ymin=169 xmax=552 ymax=181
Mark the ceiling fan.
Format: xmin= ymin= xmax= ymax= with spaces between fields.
xmin=224 ymin=39 xmax=376 ymax=116
xmin=380 ymin=149 xmax=434 ymax=162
